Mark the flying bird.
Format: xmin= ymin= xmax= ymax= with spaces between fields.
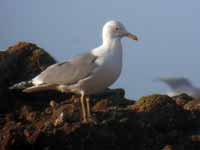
xmin=158 ymin=77 xmax=200 ymax=98
xmin=10 ymin=20 xmax=138 ymax=123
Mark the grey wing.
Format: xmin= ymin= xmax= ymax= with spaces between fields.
xmin=33 ymin=52 xmax=98 ymax=85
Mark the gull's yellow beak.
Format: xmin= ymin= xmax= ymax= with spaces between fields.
xmin=127 ymin=33 xmax=138 ymax=41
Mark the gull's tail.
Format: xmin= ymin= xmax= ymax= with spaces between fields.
xmin=9 ymin=80 xmax=33 ymax=90
xmin=22 ymin=84 xmax=57 ymax=93
xmin=10 ymin=81 xmax=57 ymax=93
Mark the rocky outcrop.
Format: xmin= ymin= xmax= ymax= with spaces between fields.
xmin=0 ymin=42 xmax=56 ymax=112
xmin=0 ymin=93 xmax=199 ymax=150
xmin=0 ymin=42 xmax=199 ymax=150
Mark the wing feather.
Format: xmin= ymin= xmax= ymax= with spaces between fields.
xmin=32 ymin=52 xmax=98 ymax=85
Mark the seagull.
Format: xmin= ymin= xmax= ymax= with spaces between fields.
xmin=158 ymin=77 xmax=200 ymax=98
xmin=10 ymin=20 xmax=138 ymax=123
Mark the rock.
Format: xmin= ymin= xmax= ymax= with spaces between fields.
xmin=162 ymin=145 xmax=173 ymax=150
xmin=0 ymin=42 xmax=56 ymax=85
xmin=172 ymin=93 xmax=194 ymax=107
xmin=49 ymin=100 xmax=57 ymax=108
xmin=184 ymin=99 xmax=200 ymax=112
xmin=0 ymin=42 xmax=56 ymax=112
xmin=131 ymin=94 xmax=175 ymax=112
xmin=0 ymin=91 xmax=199 ymax=150
xmin=131 ymin=94 xmax=187 ymax=131
xmin=92 ymin=88 xmax=134 ymax=112
xmin=96 ymin=88 xmax=125 ymax=98
xmin=54 ymin=112 xmax=65 ymax=127
xmin=52 ymin=103 xmax=80 ymax=123
xmin=191 ymin=134 xmax=200 ymax=142
xmin=184 ymin=100 xmax=200 ymax=129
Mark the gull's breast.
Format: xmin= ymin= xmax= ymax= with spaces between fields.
xmin=80 ymin=47 xmax=122 ymax=95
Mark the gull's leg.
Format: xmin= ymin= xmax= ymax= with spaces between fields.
xmin=86 ymin=97 xmax=92 ymax=119
xmin=86 ymin=96 xmax=96 ymax=124
xmin=80 ymin=91 xmax=87 ymax=123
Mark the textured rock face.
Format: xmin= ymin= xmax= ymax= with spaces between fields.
xmin=0 ymin=42 xmax=56 ymax=112
xmin=130 ymin=94 xmax=188 ymax=132
xmin=0 ymin=93 xmax=199 ymax=150
xmin=0 ymin=42 xmax=199 ymax=150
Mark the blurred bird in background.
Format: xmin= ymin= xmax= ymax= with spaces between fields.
xmin=158 ymin=77 xmax=200 ymax=98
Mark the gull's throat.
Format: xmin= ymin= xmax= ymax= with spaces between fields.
xmin=92 ymin=37 xmax=122 ymax=57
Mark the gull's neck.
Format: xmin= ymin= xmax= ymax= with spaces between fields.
xmin=103 ymin=37 xmax=122 ymax=48
xmin=92 ymin=36 xmax=122 ymax=56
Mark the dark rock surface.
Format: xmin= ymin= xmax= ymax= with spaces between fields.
xmin=172 ymin=93 xmax=194 ymax=107
xmin=0 ymin=42 xmax=199 ymax=150
xmin=0 ymin=42 xmax=56 ymax=113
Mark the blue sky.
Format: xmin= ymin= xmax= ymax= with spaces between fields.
xmin=1 ymin=0 xmax=200 ymax=99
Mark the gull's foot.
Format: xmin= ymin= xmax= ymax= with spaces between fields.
xmin=81 ymin=115 xmax=97 ymax=124
xmin=81 ymin=118 xmax=88 ymax=124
